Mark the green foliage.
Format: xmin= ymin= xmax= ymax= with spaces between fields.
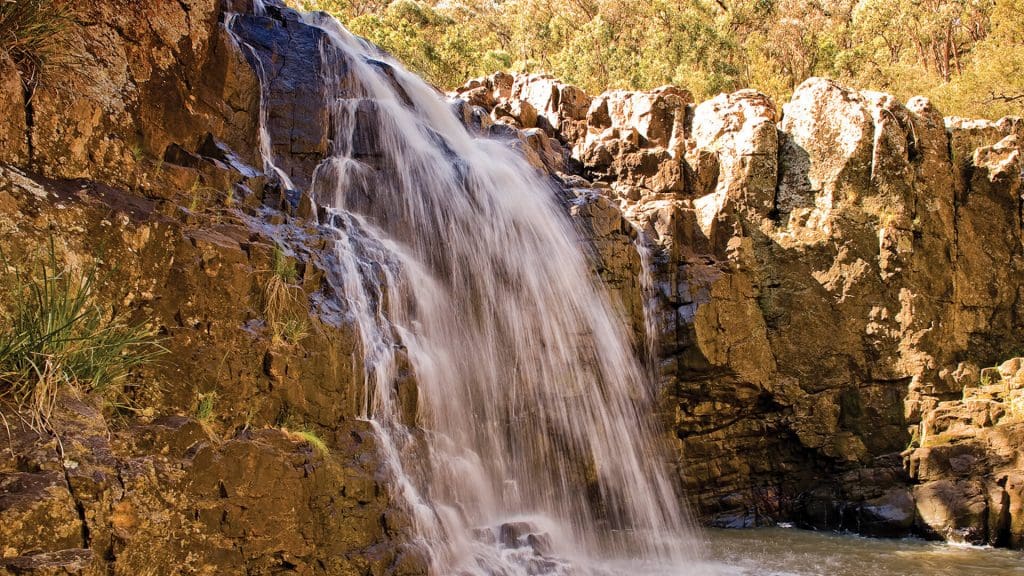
xmin=0 ymin=241 xmax=164 ymax=431
xmin=188 ymin=181 xmax=204 ymax=212
xmin=0 ymin=0 xmax=78 ymax=90
xmin=287 ymin=427 xmax=330 ymax=456
xmin=981 ymin=371 xmax=994 ymax=387
xmin=195 ymin=391 xmax=217 ymax=422
xmin=264 ymin=246 xmax=310 ymax=345
xmin=272 ymin=247 xmax=298 ymax=284
xmin=279 ymin=318 xmax=309 ymax=345
xmin=287 ymin=0 xmax=1024 ymax=117
xmin=185 ymin=182 xmax=235 ymax=213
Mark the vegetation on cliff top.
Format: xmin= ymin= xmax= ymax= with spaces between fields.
xmin=287 ymin=0 xmax=1024 ymax=118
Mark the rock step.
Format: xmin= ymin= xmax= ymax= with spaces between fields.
xmin=0 ymin=471 xmax=85 ymax=561
xmin=0 ymin=549 xmax=93 ymax=576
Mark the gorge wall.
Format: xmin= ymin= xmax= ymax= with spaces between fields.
xmin=0 ymin=0 xmax=1022 ymax=574
xmin=453 ymin=71 xmax=1024 ymax=545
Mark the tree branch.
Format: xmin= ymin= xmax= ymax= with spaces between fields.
xmin=987 ymin=92 xmax=1024 ymax=104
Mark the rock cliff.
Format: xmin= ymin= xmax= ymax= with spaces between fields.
xmin=1 ymin=2 xmax=416 ymax=574
xmin=453 ymin=72 xmax=1024 ymax=546
xmin=1 ymin=2 xmax=1023 ymax=575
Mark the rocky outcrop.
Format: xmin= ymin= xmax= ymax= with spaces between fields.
xmin=455 ymin=74 xmax=1024 ymax=547
xmin=1 ymin=395 xmax=393 ymax=576
xmin=0 ymin=2 xmax=417 ymax=574
xmin=0 ymin=159 xmax=411 ymax=575
xmin=21 ymin=0 xmax=263 ymax=191
xmin=907 ymin=358 xmax=1024 ymax=546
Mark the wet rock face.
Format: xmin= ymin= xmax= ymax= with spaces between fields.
xmin=230 ymin=6 xmax=334 ymax=191
xmin=456 ymin=75 xmax=1024 ymax=546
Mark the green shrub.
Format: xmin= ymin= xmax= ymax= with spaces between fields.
xmin=0 ymin=0 xmax=78 ymax=91
xmin=0 ymin=241 xmax=164 ymax=430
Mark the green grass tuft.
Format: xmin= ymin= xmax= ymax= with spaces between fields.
xmin=271 ymin=247 xmax=298 ymax=284
xmin=264 ymin=245 xmax=310 ymax=345
xmin=279 ymin=317 xmax=309 ymax=345
xmin=195 ymin=392 xmax=216 ymax=422
xmin=0 ymin=240 xmax=164 ymax=431
xmin=0 ymin=0 xmax=78 ymax=92
xmin=287 ymin=428 xmax=329 ymax=456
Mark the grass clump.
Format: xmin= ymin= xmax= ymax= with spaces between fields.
xmin=0 ymin=241 xmax=164 ymax=431
xmin=285 ymin=427 xmax=329 ymax=456
xmin=278 ymin=318 xmax=309 ymax=345
xmin=271 ymin=246 xmax=298 ymax=283
xmin=263 ymin=246 xmax=309 ymax=345
xmin=0 ymin=0 xmax=78 ymax=92
xmin=195 ymin=391 xmax=216 ymax=422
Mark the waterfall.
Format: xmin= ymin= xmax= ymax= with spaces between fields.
xmin=634 ymin=231 xmax=662 ymax=373
xmin=230 ymin=6 xmax=705 ymax=575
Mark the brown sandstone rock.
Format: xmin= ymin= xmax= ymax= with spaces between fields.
xmin=504 ymin=71 xmax=1024 ymax=546
xmin=0 ymin=53 xmax=27 ymax=166
xmin=0 ymin=395 xmax=396 ymax=576
xmin=0 ymin=160 xmax=411 ymax=574
xmin=511 ymin=74 xmax=591 ymax=143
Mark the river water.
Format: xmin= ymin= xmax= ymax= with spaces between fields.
xmin=548 ymin=527 xmax=1024 ymax=575
xmin=701 ymin=528 xmax=1024 ymax=576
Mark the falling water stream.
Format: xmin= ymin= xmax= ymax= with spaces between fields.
xmin=228 ymin=5 xmax=702 ymax=574
xmin=301 ymin=13 xmax=701 ymax=574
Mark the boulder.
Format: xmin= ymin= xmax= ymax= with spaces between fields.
xmin=688 ymin=89 xmax=777 ymax=219
xmin=511 ymin=74 xmax=591 ymax=143
xmin=859 ymin=488 xmax=916 ymax=537
xmin=914 ymin=479 xmax=989 ymax=544
xmin=589 ymin=89 xmax=688 ymax=148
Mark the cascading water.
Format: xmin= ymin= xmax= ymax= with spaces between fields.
xmin=229 ymin=5 xmax=706 ymax=574
xmin=634 ymin=232 xmax=663 ymax=373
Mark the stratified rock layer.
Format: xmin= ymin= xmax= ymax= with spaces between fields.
xmin=455 ymin=73 xmax=1024 ymax=546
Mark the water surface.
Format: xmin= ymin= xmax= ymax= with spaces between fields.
xmin=701 ymin=528 xmax=1024 ymax=576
